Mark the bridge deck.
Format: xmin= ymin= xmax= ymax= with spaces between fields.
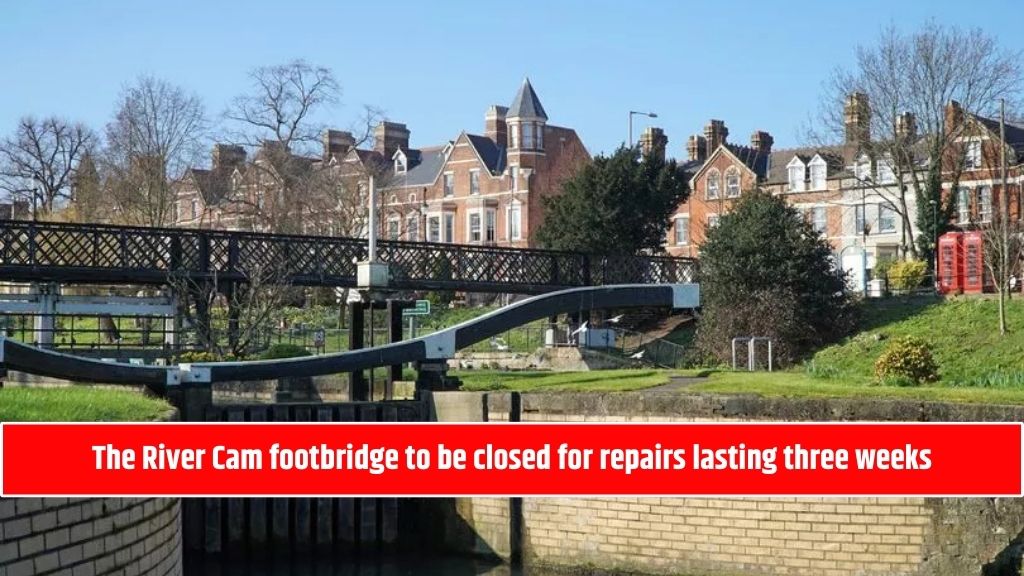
xmin=0 ymin=220 xmax=697 ymax=293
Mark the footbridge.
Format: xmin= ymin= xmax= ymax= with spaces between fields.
xmin=0 ymin=220 xmax=697 ymax=293
xmin=0 ymin=284 xmax=699 ymax=402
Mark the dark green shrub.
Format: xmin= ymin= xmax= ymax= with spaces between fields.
xmin=259 ymin=343 xmax=312 ymax=360
xmin=874 ymin=336 xmax=939 ymax=385
xmin=176 ymin=351 xmax=219 ymax=364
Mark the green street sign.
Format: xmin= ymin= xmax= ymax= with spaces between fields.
xmin=403 ymin=300 xmax=431 ymax=317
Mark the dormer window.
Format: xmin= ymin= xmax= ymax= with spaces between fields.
xmin=877 ymin=153 xmax=895 ymax=184
xmin=786 ymin=158 xmax=805 ymax=192
xmin=854 ymin=154 xmax=871 ymax=182
xmin=394 ymin=150 xmax=407 ymax=173
xmin=706 ymin=170 xmax=721 ymax=200
xmin=809 ymin=156 xmax=827 ymax=190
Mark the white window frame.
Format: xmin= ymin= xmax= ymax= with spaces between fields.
xmin=876 ymin=154 xmax=895 ymax=184
xmin=706 ymin=169 xmax=721 ymax=200
xmin=674 ymin=215 xmax=689 ymax=245
xmin=725 ymin=167 xmax=741 ymax=198
xmin=508 ymin=200 xmax=522 ymax=241
xmin=811 ymin=206 xmax=827 ymax=234
xmin=427 ymin=215 xmax=441 ymax=242
xmin=965 ymin=139 xmax=982 ymax=170
xmin=468 ymin=211 xmax=482 ymax=243
xmin=191 ymin=199 xmax=198 ymax=220
xmin=957 ymin=187 xmax=971 ymax=223
xmin=707 ymin=213 xmax=720 ymax=228
xmin=536 ymin=125 xmax=544 ymax=149
xmin=809 ymin=156 xmax=827 ymax=190
xmin=978 ymin=186 xmax=992 ymax=223
xmin=522 ymin=123 xmax=535 ymax=149
xmin=386 ymin=216 xmax=400 ymax=241
xmin=854 ymin=204 xmax=866 ymax=235
xmin=510 ymin=124 xmax=520 ymax=149
xmin=854 ymin=154 xmax=871 ymax=182
xmin=406 ymin=215 xmax=419 ymax=242
xmin=394 ymin=150 xmax=407 ymax=174
xmin=786 ymin=158 xmax=805 ymax=192
xmin=469 ymin=169 xmax=480 ymax=195
xmin=443 ymin=172 xmax=454 ymax=197
xmin=878 ymin=204 xmax=897 ymax=234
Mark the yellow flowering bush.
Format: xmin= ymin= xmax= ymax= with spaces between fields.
xmin=874 ymin=336 xmax=939 ymax=385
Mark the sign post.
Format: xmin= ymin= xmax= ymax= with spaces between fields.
xmin=402 ymin=299 xmax=430 ymax=339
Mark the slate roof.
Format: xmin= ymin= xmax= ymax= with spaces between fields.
xmin=187 ymin=168 xmax=232 ymax=205
xmin=972 ymin=114 xmax=1024 ymax=162
xmin=465 ymin=133 xmax=507 ymax=174
xmin=766 ymin=146 xmax=849 ymax=184
xmin=391 ymin=146 xmax=447 ymax=187
xmin=724 ymin=143 xmax=771 ymax=179
xmin=508 ymin=78 xmax=548 ymax=120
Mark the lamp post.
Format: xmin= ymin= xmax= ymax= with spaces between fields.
xmin=628 ymin=111 xmax=658 ymax=148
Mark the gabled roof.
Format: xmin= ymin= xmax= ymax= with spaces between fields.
xmin=186 ymin=168 xmax=232 ymax=205
xmin=971 ymin=114 xmax=1024 ymax=162
xmin=465 ymin=133 xmax=507 ymax=174
xmin=724 ymin=143 xmax=770 ymax=178
xmin=388 ymin=146 xmax=448 ymax=187
xmin=508 ymin=78 xmax=548 ymax=120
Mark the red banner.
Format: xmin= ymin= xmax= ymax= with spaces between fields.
xmin=1 ymin=422 xmax=1020 ymax=497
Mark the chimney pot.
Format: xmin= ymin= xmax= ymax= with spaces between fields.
xmin=703 ymin=120 xmax=728 ymax=158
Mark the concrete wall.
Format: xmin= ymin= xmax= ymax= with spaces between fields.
xmin=0 ymin=497 xmax=182 ymax=576
xmin=429 ymin=391 xmax=1024 ymax=576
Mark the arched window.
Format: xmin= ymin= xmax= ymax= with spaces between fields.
xmin=725 ymin=168 xmax=740 ymax=198
xmin=389 ymin=195 xmax=397 ymax=205
xmin=706 ymin=170 xmax=721 ymax=200
xmin=408 ymin=193 xmax=417 ymax=204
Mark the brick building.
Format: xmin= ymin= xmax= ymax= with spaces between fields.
xmin=171 ymin=78 xmax=589 ymax=247
xmin=941 ymin=100 xmax=1024 ymax=227
xmin=664 ymin=94 xmax=925 ymax=291
xmin=378 ymin=78 xmax=589 ymax=247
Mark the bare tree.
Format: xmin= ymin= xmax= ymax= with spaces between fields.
xmin=982 ymin=101 xmax=1024 ymax=335
xmin=102 ymin=76 xmax=207 ymax=226
xmin=0 ymin=116 xmax=93 ymax=218
xmin=818 ymin=23 xmax=1022 ymax=261
xmin=224 ymin=60 xmax=341 ymax=233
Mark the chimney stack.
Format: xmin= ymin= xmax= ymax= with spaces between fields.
xmin=896 ymin=112 xmax=917 ymax=140
xmin=844 ymin=92 xmax=871 ymax=145
xmin=374 ymin=121 xmax=411 ymax=159
xmin=485 ymin=106 xmax=508 ymax=146
xmin=944 ymin=100 xmax=964 ymax=135
xmin=639 ymin=127 xmax=668 ymax=161
xmin=687 ymin=135 xmax=708 ymax=163
xmin=212 ymin=144 xmax=246 ymax=171
xmin=750 ymin=130 xmax=774 ymax=154
xmin=322 ymin=130 xmax=355 ymax=162
xmin=703 ymin=120 xmax=728 ymax=158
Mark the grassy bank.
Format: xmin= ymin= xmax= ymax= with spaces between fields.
xmin=0 ymin=386 xmax=173 ymax=422
xmin=807 ymin=297 xmax=1024 ymax=386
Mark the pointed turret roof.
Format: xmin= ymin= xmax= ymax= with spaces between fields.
xmin=508 ymin=78 xmax=548 ymax=121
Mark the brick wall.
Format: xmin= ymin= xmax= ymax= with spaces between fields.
xmin=429 ymin=391 xmax=1024 ymax=576
xmin=0 ymin=497 xmax=181 ymax=576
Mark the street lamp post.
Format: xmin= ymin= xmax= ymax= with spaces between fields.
xmin=930 ymin=198 xmax=938 ymax=287
xmin=628 ymin=111 xmax=658 ymax=148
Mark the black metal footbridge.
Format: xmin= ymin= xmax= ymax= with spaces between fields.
xmin=0 ymin=220 xmax=697 ymax=294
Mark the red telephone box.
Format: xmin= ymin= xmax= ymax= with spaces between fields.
xmin=962 ymin=231 xmax=985 ymax=294
xmin=937 ymin=232 xmax=963 ymax=294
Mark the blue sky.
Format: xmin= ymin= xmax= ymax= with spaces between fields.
xmin=1 ymin=0 xmax=1021 ymax=160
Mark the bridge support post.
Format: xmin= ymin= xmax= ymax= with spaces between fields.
xmin=348 ymin=301 xmax=368 ymax=401
xmin=31 ymin=282 xmax=59 ymax=348
xmin=413 ymin=361 xmax=459 ymax=395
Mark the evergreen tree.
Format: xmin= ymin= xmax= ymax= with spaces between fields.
xmin=697 ymin=191 xmax=856 ymax=365
xmin=536 ymin=146 xmax=688 ymax=254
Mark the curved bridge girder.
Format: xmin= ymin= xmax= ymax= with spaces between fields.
xmin=0 ymin=284 xmax=699 ymax=394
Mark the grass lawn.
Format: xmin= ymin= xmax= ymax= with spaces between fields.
xmin=0 ymin=386 xmax=173 ymax=422
xmin=455 ymin=369 xmax=674 ymax=392
xmin=686 ymin=370 xmax=1024 ymax=405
